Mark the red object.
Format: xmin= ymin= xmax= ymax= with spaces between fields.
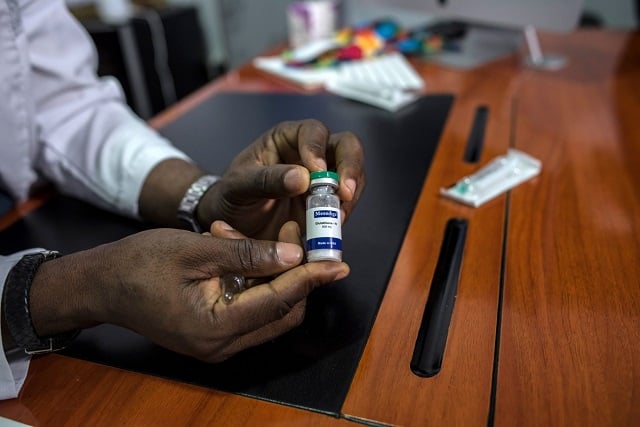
xmin=337 ymin=45 xmax=364 ymax=60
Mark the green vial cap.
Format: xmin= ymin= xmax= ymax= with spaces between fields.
xmin=310 ymin=171 xmax=340 ymax=181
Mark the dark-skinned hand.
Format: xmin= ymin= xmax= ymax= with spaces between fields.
xmin=29 ymin=223 xmax=349 ymax=362
xmin=196 ymin=119 xmax=366 ymax=239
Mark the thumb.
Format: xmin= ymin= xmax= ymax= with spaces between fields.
xmin=209 ymin=235 xmax=304 ymax=278
xmin=228 ymin=164 xmax=310 ymax=200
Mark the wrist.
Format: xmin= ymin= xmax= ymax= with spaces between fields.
xmin=138 ymin=158 xmax=207 ymax=227
xmin=29 ymin=250 xmax=103 ymax=339
xmin=3 ymin=251 xmax=81 ymax=354
xmin=195 ymin=178 xmax=223 ymax=232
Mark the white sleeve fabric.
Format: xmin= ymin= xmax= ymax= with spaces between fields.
xmin=24 ymin=0 xmax=191 ymax=218
xmin=0 ymin=250 xmax=47 ymax=400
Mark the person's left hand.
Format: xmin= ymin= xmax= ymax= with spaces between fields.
xmin=196 ymin=119 xmax=366 ymax=240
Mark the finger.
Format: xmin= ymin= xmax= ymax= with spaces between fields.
xmin=218 ymin=261 xmax=349 ymax=335
xmin=328 ymin=131 xmax=366 ymax=203
xmin=328 ymin=132 xmax=366 ymax=222
xmin=213 ymin=299 xmax=307 ymax=360
xmin=211 ymin=221 xmax=299 ymax=244
xmin=213 ymin=221 xmax=301 ymax=292
xmin=200 ymin=236 xmax=304 ymax=278
xmin=226 ymin=163 xmax=310 ymax=200
xmin=278 ymin=221 xmax=302 ymax=246
xmin=209 ymin=220 xmax=247 ymax=240
xmin=223 ymin=120 xmax=339 ymax=201
xmin=270 ymin=119 xmax=330 ymax=172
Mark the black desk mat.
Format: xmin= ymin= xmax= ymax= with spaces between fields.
xmin=0 ymin=93 xmax=453 ymax=415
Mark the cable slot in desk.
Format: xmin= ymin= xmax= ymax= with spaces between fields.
xmin=411 ymin=217 xmax=468 ymax=377
xmin=464 ymin=105 xmax=489 ymax=163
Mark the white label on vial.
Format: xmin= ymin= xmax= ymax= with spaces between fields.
xmin=306 ymin=207 xmax=342 ymax=252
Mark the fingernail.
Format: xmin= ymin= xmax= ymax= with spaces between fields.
xmin=276 ymin=242 xmax=302 ymax=265
xmin=345 ymin=179 xmax=356 ymax=197
xmin=217 ymin=221 xmax=234 ymax=231
xmin=334 ymin=267 xmax=349 ymax=281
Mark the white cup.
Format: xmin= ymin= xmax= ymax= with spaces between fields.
xmin=287 ymin=1 xmax=339 ymax=48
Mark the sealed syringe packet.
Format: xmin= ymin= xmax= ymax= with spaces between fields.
xmin=440 ymin=149 xmax=542 ymax=207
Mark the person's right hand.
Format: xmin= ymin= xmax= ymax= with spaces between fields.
xmin=28 ymin=227 xmax=349 ymax=362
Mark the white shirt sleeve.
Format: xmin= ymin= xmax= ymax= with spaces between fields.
xmin=0 ymin=250 xmax=47 ymax=400
xmin=24 ymin=0 xmax=192 ymax=218
xmin=0 ymin=0 xmax=197 ymax=401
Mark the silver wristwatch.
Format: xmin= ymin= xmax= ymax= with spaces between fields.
xmin=177 ymin=174 xmax=221 ymax=233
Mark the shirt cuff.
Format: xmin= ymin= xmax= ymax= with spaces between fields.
xmin=95 ymin=113 xmax=192 ymax=219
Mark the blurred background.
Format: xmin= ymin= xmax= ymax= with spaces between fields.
xmin=0 ymin=0 xmax=633 ymax=217
xmin=64 ymin=0 xmax=639 ymax=118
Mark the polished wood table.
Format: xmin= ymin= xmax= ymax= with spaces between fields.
xmin=1 ymin=29 xmax=638 ymax=426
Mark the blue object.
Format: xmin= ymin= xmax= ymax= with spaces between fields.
xmin=0 ymin=191 xmax=13 ymax=217
xmin=375 ymin=20 xmax=399 ymax=40
xmin=397 ymin=38 xmax=422 ymax=54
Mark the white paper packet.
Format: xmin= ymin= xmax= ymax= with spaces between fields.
xmin=440 ymin=149 xmax=542 ymax=207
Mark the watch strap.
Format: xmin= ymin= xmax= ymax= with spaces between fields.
xmin=3 ymin=251 xmax=80 ymax=355
xmin=177 ymin=174 xmax=221 ymax=233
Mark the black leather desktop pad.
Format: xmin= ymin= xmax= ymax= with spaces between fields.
xmin=0 ymin=92 xmax=453 ymax=415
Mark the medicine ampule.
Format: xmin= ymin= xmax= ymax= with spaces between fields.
xmin=305 ymin=171 xmax=342 ymax=262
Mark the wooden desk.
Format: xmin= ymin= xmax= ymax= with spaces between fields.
xmin=1 ymin=30 xmax=638 ymax=426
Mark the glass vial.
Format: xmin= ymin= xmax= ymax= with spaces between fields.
xmin=306 ymin=171 xmax=342 ymax=262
